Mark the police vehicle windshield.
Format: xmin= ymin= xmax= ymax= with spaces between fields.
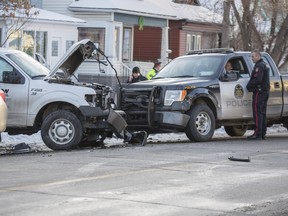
xmin=154 ymin=55 xmax=223 ymax=79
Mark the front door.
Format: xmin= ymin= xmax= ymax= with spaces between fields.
xmin=122 ymin=27 xmax=132 ymax=62
xmin=50 ymin=37 xmax=62 ymax=68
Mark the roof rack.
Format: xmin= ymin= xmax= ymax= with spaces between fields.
xmin=187 ymin=48 xmax=234 ymax=55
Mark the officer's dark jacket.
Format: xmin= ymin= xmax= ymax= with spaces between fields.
xmin=246 ymin=58 xmax=270 ymax=92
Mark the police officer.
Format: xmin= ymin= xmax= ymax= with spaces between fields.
xmin=146 ymin=61 xmax=161 ymax=80
xmin=246 ymin=50 xmax=270 ymax=140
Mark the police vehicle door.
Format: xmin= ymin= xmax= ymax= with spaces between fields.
xmin=219 ymin=60 xmax=252 ymax=120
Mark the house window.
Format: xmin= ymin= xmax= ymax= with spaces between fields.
xmin=51 ymin=40 xmax=59 ymax=56
xmin=123 ymin=27 xmax=132 ymax=61
xmin=66 ymin=40 xmax=75 ymax=51
xmin=186 ymin=34 xmax=201 ymax=51
xmin=78 ymin=27 xmax=105 ymax=53
xmin=8 ymin=30 xmax=47 ymax=59
xmin=114 ymin=26 xmax=120 ymax=61
xmin=36 ymin=31 xmax=47 ymax=59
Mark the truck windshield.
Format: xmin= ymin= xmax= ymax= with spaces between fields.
xmin=155 ymin=55 xmax=223 ymax=79
xmin=7 ymin=52 xmax=49 ymax=77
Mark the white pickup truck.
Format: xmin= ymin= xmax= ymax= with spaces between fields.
xmin=0 ymin=39 xmax=128 ymax=150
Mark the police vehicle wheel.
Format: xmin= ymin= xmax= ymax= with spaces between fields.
xmin=224 ymin=125 xmax=247 ymax=137
xmin=185 ymin=104 xmax=215 ymax=142
xmin=41 ymin=110 xmax=83 ymax=150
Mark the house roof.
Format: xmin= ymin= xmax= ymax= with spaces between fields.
xmin=32 ymin=8 xmax=86 ymax=24
xmin=153 ymin=0 xmax=222 ymax=24
xmin=69 ymin=0 xmax=176 ymax=19
xmin=69 ymin=0 xmax=222 ymax=24
xmin=0 ymin=7 xmax=86 ymax=24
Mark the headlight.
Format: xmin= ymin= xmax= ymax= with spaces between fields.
xmin=85 ymin=94 xmax=96 ymax=107
xmin=164 ymin=90 xmax=187 ymax=106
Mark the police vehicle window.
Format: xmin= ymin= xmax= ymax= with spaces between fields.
xmin=236 ymin=59 xmax=250 ymax=78
xmin=262 ymin=56 xmax=274 ymax=76
xmin=0 ymin=58 xmax=13 ymax=83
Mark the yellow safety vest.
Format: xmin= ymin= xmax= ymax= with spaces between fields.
xmin=146 ymin=69 xmax=156 ymax=80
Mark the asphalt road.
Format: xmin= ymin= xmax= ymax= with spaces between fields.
xmin=1 ymin=134 xmax=288 ymax=216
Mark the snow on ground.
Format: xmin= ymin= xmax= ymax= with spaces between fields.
xmin=0 ymin=125 xmax=287 ymax=154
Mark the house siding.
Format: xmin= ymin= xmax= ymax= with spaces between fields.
xmin=182 ymin=22 xmax=222 ymax=33
xmin=133 ymin=26 xmax=162 ymax=62
xmin=42 ymin=0 xmax=73 ymax=16
xmin=73 ymin=13 xmax=112 ymax=22
xmin=31 ymin=0 xmax=42 ymax=8
xmin=27 ymin=22 xmax=79 ymax=67
xmin=169 ymin=20 xmax=182 ymax=58
xmin=115 ymin=13 xmax=167 ymax=27
xmin=179 ymin=30 xmax=187 ymax=57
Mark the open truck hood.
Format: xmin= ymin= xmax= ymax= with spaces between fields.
xmin=46 ymin=39 xmax=96 ymax=79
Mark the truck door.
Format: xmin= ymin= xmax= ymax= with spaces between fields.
xmin=219 ymin=58 xmax=253 ymax=119
xmin=219 ymin=78 xmax=252 ymax=119
xmin=262 ymin=55 xmax=283 ymax=118
xmin=0 ymin=57 xmax=29 ymax=127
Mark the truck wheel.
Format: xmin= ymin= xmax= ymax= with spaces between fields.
xmin=185 ymin=104 xmax=215 ymax=142
xmin=41 ymin=110 xmax=83 ymax=150
xmin=224 ymin=125 xmax=247 ymax=137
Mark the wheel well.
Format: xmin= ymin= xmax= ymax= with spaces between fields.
xmin=33 ymin=102 xmax=80 ymax=130
xmin=191 ymin=98 xmax=217 ymax=119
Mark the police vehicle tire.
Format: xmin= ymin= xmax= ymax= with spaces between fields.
xmin=41 ymin=110 xmax=83 ymax=150
xmin=185 ymin=104 xmax=215 ymax=142
xmin=224 ymin=125 xmax=247 ymax=137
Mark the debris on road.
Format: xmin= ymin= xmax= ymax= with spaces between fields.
xmin=228 ymin=156 xmax=251 ymax=162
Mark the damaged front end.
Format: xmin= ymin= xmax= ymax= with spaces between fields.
xmin=118 ymin=84 xmax=191 ymax=134
xmin=44 ymin=39 xmax=147 ymax=148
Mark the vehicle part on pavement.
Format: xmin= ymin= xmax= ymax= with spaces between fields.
xmin=228 ymin=156 xmax=250 ymax=162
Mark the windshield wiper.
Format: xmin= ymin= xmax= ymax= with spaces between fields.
xmin=170 ymin=75 xmax=195 ymax=78
xmin=31 ymin=75 xmax=47 ymax=79
xmin=152 ymin=77 xmax=165 ymax=79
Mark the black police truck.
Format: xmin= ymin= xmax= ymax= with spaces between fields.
xmin=118 ymin=49 xmax=288 ymax=142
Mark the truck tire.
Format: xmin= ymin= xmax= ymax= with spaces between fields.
xmin=185 ymin=104 xmax=215 ymax=142
xmin=41 ymin=110 xmax=83 ymax=150
xmin=224 ymin=125 xmax=247 ymax=137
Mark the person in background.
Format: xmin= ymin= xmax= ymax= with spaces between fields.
xmin=246 ymin=50 xmax=270 ymax=140
xmin=225 ymin=61 xmax=233 ymax=72
xmin=127 ymin=66 xmax=147 ymax=83
xmin=221 ymin=61 xmax=238 ymax=81
xmin=146 ymin=61 xmax=161 ymax=80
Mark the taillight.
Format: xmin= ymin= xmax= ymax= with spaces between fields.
xmin=0 ymin=91 xmax=6 ymax=102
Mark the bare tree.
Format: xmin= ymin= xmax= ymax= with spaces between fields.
xmin=201 ymin=0 xmax=288 ymax=69
xmin=222 ymin=0 xmax=232 ymax=47
xmin=0 ymin=0 xmax=38 ymax=47
xmin=228 ymin=0 xmax=288 ymax=70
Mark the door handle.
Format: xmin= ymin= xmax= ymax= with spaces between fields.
xmin=274 ymin=82 xmax=280 ymax=88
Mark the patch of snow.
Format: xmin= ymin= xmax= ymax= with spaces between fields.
xmin=0 ymin=125 xmax=287 ymax=154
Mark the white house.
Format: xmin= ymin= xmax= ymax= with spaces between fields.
xmin=22 ymin=0 xmax=222 ymax=90
xmin=0 ymin=7 xmax=85 ymax=67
